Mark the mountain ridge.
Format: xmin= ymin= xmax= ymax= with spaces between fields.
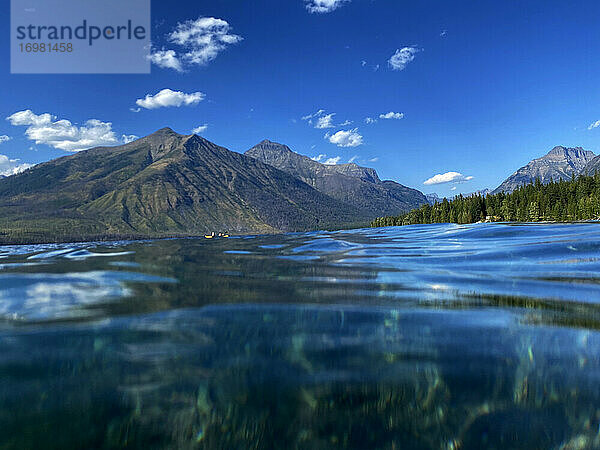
xmin=245 ymin=140 xmax=427 ymax=217
xmin=0 ymin=128 xmax=371 ymax=243
xmin=493 ymin=146 xmax=595 ymax=194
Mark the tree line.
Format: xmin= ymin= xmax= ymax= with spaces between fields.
xmin=370 ymin=173 xmax=600 ymax=227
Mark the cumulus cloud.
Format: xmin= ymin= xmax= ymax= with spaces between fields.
xmin=122 ymin=134 xmax=139 ymax=144
xmin=0 ymin=135 xmax=11 ymax=143
xmin=315 ymin=113 xmax=336 ymax=129
xmin=311 ymin=154 xmax=341 ymax=164
xmin=323 ymin=156 xmax=341 ymax=165
xmin=148 ymin=49 xmax=183 ymax=72
xmin=423 ymin=171 xmax=474 ymax=185
xmin=326 ymin=128 xmax=363 ymax=147
xmin=6 ymin=110 xmax=119 ymax=152
xmin=588 ymin=120 xmax=600 ymax=130
xmin=379 ymin=111 xmax=404 ymax=120
xmin=305 ymin=0 xmax=349 ymax=14
xmin=388 ymin=47 xmax=421 ymax=71
xmin=149 ymin=17 xmax=242 ymax=71
xmin=303 ymin=109 xmax=347 ymax=129
xmin=365 ymin=117 xmax=377 ymax=124
xmin=0 ymin=154 xmax=31 ymax=177
xmin=192 ymin=124 xmax=208 ymax=134
xmin=136 ymin=89 xmax=205 ymax=110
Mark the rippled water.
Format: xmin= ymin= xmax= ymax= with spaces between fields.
xmin=2 ymin=223 xmax=600 ymax=449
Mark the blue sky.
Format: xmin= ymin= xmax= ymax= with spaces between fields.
xmin=2 ymin=0 xmax=600 ymax=196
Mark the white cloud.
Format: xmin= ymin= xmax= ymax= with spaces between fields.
xmin=122 ymin=134 xmax=139 ymax=144
xmin=388 ymin=47 xmax=421 ymax=71
xmin=450 ymin=186 xmax=457 ymax=191
xmin=149 ymin=17 xmax=242 ymax=71
xmin=147 ymin=49 xmax=183 ymax=72
xmin=302 ymin=109 xmax=325 ymax=122
xmin=305 ymin=0 xmax=349 ymax=14
xmin=6 ymin=110 xmax=119 ymax=152
xmin=423 ymin=171 xmax=474 ymax=185
xmin=303 ymin=110 xmax=352 ymax=129
xmin=365 ymin=117 xmax=377 ymax=124
xmin=361 ymin=60 xmax=367 ymax=67
xmin=315 ymin=113 xmax=336 ymax=129
xmin=379 ymin=111 xmax=404 ymax=120
xmin=192 ymin=124 xmax=208 ymax=134
xmin=588 ymin=120 xmax=600 ymax=130
xmin=0 ymin=135 xmax=11 ymax=143
xmin=0 ymin=154 xmax=32 ymax=176
xmin=326 ymin=128 xmax=363 ymax=147
xmin=368 ymin=157 xmax=379 ymax=162
xmin=348 ymin=155 xmax=359 ymax=163
xmin=130 ymin=107 xmax=141 ymax=113
xmin=323 ymin=156 xmax=341 ymax=165
xmin=136 ymin=89 xmax=205 ymax=110
xmin=440 ymin=30 xmax=447 ymax=37
xmin=311 ymin=153 xmax=341 ymax=164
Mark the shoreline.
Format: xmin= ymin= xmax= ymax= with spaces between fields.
xmin=1 ymin=220 xmax=599 ymax=246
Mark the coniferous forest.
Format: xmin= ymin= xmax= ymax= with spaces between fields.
xmin=370 ymin=173 xmax=600 ymax=227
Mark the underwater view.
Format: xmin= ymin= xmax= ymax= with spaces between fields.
xmin=2 ymin=222 xmax=600 ymax=449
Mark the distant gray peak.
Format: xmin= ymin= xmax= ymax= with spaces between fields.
xmin=256 ymin=139 xmax=290 ymax=148
xmin=494 ymin=145 xmax=596 ymax=194
xmin=544 ymin=146 xmax=594 ymax=160
xmin=150 ymin=127 xmax=178 ymax=137
xmin=548 ymin=145 xmax=583 ymax=154
xmin=245 ymin=139 xmax=427 ymax=216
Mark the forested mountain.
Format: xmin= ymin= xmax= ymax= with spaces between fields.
xmin=372 ymin=174 xmax=600 ymax=227
xmin=0 ymin=129 xmax=369 ymax=243
xmin=493 ymin=146 xmax=595 ymax=194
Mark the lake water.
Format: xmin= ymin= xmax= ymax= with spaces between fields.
xmin=1 ymin=223 xmax=600 ymax=449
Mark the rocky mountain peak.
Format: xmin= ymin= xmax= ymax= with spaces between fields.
xmin=245 ymin=140 xmax=427 ymax=217
xmin=494 ymin=145 xmax=596 ymax=194
xmin=250 ymin=140 xmax=294 ymax=154
xmin=546 ymin=146 xmax=593 ymax=161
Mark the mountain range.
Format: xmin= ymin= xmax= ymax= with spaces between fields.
xmin=493 ymin=146 xmax=596 ymax=194
xmin=4 ymin=129 xmax=600 ymax=243
xmin=0 ymin=129 xmax=426 ymax=242
xmin=245 ymin=140 xmax=426 ymax=217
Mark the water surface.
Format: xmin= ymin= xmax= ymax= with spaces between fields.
xmin=2 ymin=223 xmax=600 ymax=449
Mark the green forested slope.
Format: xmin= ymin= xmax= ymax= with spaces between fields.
xmin=0 ymin=128 xmax=369 ymax=243
xmin=371 ymin=174 xmax=600 ymax=227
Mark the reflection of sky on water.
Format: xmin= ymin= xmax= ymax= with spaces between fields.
xmin=1 ymin=223 xmax=600 ymax=447
xmin=0 ymin=271 xmax=175 ymax=320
